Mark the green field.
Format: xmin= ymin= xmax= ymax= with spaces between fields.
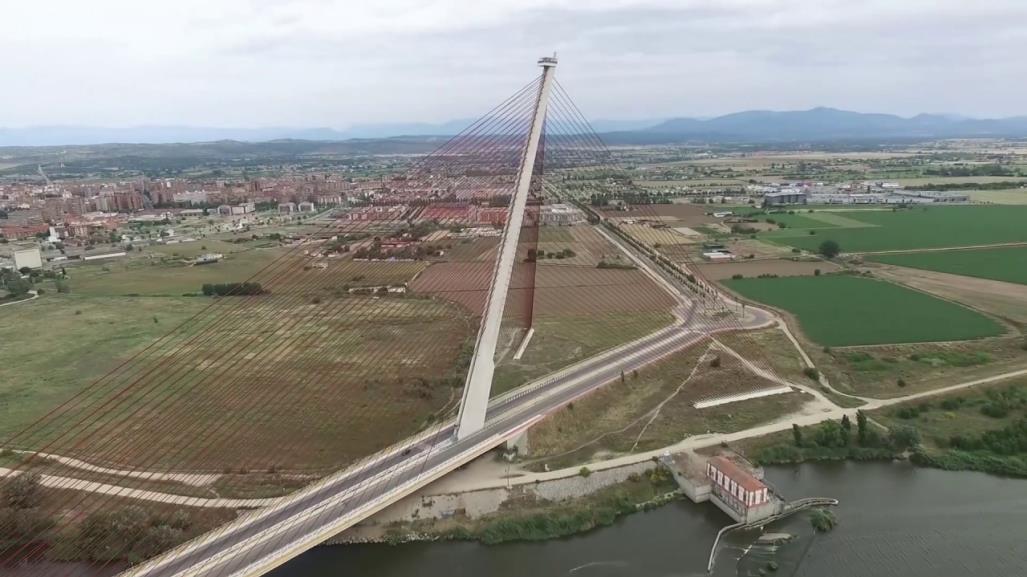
xmin=725 ymin=275 xmax=1005 ymax=346
xmin=763 ymin=213 xmax=838 ymax=229
xmin=70 ymin=246 xmax=289 ymax=296
xmin=870 ymin=246 xmax=1027 ymax=285
xmin=762 ymin=205 xmax=1027 ymax=252
xmin=0 ymin=294 xmax=210 ymax=434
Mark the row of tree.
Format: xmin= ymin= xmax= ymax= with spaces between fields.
xmin=792 ymin=410 xmax=920 ymax=451
xmin=200 ymin=282 xmax=266 ymax=296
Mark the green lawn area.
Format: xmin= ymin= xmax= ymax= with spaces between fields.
xmin=869 ymin=246 xmax=1027 ymax=285
xmin=725 ymin=275 xmax=1005 ymax=346
xmin=0 ymin=294 xmax=209 ymax=436
xmin=764 ymin=213 xmax=839 ymax=229
xmin=70 ymin=246 xmax=290 ymax=296
xmin=762 ymin=205 xmax=1027 ymax=252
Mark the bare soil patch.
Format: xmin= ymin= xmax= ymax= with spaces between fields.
xmin=870 ymin=263 xmax=1027 ymax=324
xmin=601 ymin=203 xmax=712 ymax=223
xmin=699 ymin=259 xmax=840 ymax=280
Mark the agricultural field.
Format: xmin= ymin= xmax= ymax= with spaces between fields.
xmin=871 ymin=263 xmax=1027 ymax=324
xmin=0 ymin=291 xmax=473 ymax=471
xmin=724 ymin=275 xmax=1006 ymax=346
xmin=412 ymin=255 xmax=678 ymax=397
xmin=967 ymin=188 xmax=1027 ymax=204
xmin=761 ymin=205 xmax=1027 ymax=253
xmin=533 ymin=226 xmax=626 ymax=266
xmin=600 ymin=202 xmax=713 ymax=224
xmin=753 ymin=212 xmax=840 ymax=229
xmin=869 ymin=246 xmax=1027 ymax=285
xmin=696 ymin=259 xmax=839 ymax=280
xmin=617 ymin=223 xmax=693 ymax=247
xmin=70 ymin=245 xmax=430 ymax=297
xmin=2 ymin=247 xmax=473 ymax=473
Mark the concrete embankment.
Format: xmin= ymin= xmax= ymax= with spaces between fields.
xmin=329 ymin=458 xmax=659 ymax=544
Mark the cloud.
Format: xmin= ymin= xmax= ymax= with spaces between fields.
xmin=1 ymin=0 xmax=1025 ymax=128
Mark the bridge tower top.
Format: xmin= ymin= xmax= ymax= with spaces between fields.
xmin=455 ymin=56 xmax=558 ymax=441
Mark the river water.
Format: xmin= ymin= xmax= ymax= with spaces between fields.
xmin=270 ymin=462 xmax=1027 ymax=577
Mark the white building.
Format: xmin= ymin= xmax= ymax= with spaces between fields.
xmin=540 ymin=203 xmax=585 ymax=225
xmin=13 ymin=244 xmax=43 ymax=270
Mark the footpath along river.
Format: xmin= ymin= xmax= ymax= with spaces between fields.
xmin=270 ymin=461 xmax=1027 ymax=577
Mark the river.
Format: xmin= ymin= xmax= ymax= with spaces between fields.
xmin=270 ymin=461 xmax=1027 ymax=577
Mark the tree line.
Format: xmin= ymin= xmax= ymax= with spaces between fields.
xmin=201 ymin=282 xmax=266 ymax=296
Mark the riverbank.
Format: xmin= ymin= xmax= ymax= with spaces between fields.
xmin=272 ymin=462 xmax=1027 ymax=577
xmin=332 ymin=459 xmax=679 ymax=545
xmin=728 ymin=379 xmax=1027 ymax=478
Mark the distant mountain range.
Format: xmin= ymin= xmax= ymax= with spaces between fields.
xmin=4 ymin=108 xmax=1027 ymax=147
xmin=616 ymin=107 xmax=1027 ymax=143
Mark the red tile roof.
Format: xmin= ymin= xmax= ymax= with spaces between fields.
xmin=708 ymin=456 xmax=766 ymax=492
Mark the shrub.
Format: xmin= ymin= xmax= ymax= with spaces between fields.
xmin=897 ymin=378 xmax=907 ymax=388
xmin=809 ymin=508 xmax=837 ymax=532
xmin=579 ymin=467 xmax=592 ymax=478
xmin=2 ymin=472 xmax=44 ymax=509
xmin=818 ymin=240 xmax=841 ymax=258
xmin=940 ymin=397 xmax=965 ymax=411
xmin=803 ymin=367 xmax=820 ymax=380
xmin=888 ymin=425 xmax=921 ymax=451
xmin=981 ymin=402 xmax=1010 ymax=418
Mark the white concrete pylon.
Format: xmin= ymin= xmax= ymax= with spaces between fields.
xmin=455 ymin=56 xmax=557 ymax=441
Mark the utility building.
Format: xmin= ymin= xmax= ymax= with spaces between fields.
xmin=706 ymin=456 xmax=775 ymax=522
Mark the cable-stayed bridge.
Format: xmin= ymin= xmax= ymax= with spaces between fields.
xmin=0 ymin=56 xmax=779 ymax=577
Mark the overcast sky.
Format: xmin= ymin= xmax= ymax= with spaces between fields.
xmin=3 ymin=0 xmax=1026 ymax=128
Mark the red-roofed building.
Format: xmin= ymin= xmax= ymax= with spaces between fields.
xmin=706 ymin=456 xmax=771 ymax=519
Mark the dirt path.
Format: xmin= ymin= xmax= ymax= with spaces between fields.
xmin=7 ymin=368 xmax=1024 ymax=507
xmin=0 ymin=291 xmax=39 ymax=308
xmin=9 ymin=450 xmax=221 ymax=487
xmin=0 ymin=467 xmax=272 ymax=508
xmin=860 ymin=241 xmax=1027 ymax=256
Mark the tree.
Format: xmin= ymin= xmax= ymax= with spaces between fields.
xmin=1 ymin=270 xmax=31 ymax=298
xmin=792 ymin=423 xmax=803 ymax=447
xmin=889 ymin=425 xmax=921 ymax=451
xmin=841 ymin=414 xmax=852 ymax=431
xmin=856 ymin=410 xmax=868 ymax=445
xmin=813 ymin=420 xmax=849 ymax=448
xmin=818 ymin=240 xmax=841 ymax=259
xmin=2 ymin=473 xmax=43 ymax=509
